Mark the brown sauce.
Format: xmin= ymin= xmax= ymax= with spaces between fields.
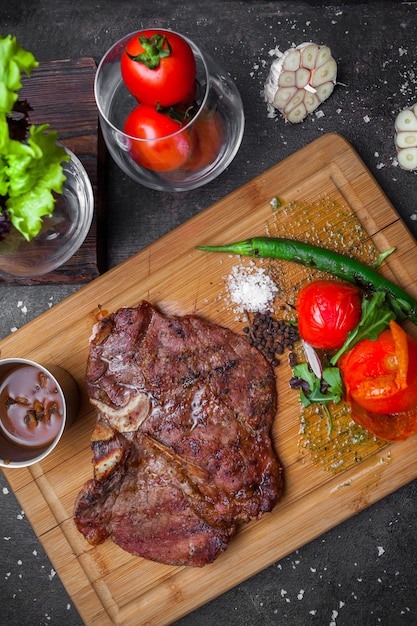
xmin=0 ymin=365 xmax=63 ymax=448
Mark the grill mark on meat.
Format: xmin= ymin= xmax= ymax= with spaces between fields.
xmin=74 ymin=302 xmax=283 ymax=567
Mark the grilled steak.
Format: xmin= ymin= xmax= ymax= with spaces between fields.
xmin=74 ymin=302 xmax=282 ymax=567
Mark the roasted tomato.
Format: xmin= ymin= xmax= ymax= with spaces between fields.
xmin=121 ymin=30 xmax=196 ymax=107
xmin=295 ymin=280 xmax=362 ymax=349
xmin=183 ymin=109 xmax=225 ymax=171
xmin=339 ymin=320 xmax=417 ymax=441
xmin=123 ymin=104 xmax=191 ymax=171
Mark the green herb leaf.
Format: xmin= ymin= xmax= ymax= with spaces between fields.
xmin=293 ymin=363 xmax=343 ymax=406
xmin=322 ymin=367 xmax=343 ymax=402
xmin=330 ymin=291 xmax=395 ymax=365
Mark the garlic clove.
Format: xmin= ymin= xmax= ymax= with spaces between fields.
xmin=395 ymin=109 xmax=417 ymax=132
xmin=315 ymin=81 xmax=335 ymax=102
xmin=304 ymin=92 xmax=320 ymax=113
xmin=282 ymin=49 xmax=301 ymax=72
xmin=301 ymin=43 xmax=319 ymax=69
xmin=278 ymin=70 xmax=297 ymax=87
xmin=397 ymin=147 xmax=417 ymax=171
xmin=315 ymin=45 xmax=332 ymax=67
xmin=311 ymin=58 xmax=338 ymax=88
xmin=395 ymin=131 xmax=417 ymax=149
xmin=296 ymin=67 xmax=311 ymax=89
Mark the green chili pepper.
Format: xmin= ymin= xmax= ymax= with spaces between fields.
xmin=196 ymin=237 xmax=417 ymax=325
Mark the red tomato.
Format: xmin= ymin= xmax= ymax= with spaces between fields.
xmin=121 ymin=30 xmax=196 ymax=107
xmin=123 ymin=104 xmax=191 ymax=172
xmin=339 ymin=320 xmax=417 ymax=441
xmin=295 ymin=280 xmax=362 ymax=349
xmin=183 ymin=109 xmax=225 ymax=171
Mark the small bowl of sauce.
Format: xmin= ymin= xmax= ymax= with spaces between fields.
xmin=0 ymin=358 xmax=79 ymax=468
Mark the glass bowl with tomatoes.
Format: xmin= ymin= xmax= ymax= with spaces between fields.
xmin=94 ymin=29 xmax=245 ymax=191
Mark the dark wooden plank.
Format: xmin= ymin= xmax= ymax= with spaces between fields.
xmin=0 ymin=57 xmax=106 ymax=284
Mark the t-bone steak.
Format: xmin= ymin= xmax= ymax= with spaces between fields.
xmin=74 ymin=302 xmax=283 ymax=567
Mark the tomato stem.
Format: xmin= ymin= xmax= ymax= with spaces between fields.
xmin=127 ymin=34 xmax=172 ymax=70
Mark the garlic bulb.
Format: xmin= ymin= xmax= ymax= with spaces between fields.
xmin=264 ymin=42 xmax=337 ymax=123
xmin=395 ymin=104 xmax=417 ymax=171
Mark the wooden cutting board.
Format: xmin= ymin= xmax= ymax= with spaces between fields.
xmin=1 ymin=133 xmax=417 ymax=626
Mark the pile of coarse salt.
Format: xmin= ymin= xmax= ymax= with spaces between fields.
xmin=226 ymin=263 xmax=278 ymax=313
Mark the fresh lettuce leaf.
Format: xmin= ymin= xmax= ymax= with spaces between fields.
xmin=0 ymin=35 xmax=69 ymax=241
xmin=5 ymin=125 xmax=69 ymax=241
xmin=0 ymin=34 xmax=38 ymax=113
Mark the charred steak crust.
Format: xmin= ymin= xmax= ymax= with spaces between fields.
xmin=74 ymin=302 xmax=283 ymax=567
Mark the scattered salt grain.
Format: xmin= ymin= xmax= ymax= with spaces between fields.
xmin=48 ymin=568 xmax=57 ymax=581
xmin=226 ymin=264 xmax=278 ymax=313
xmin=17 ymin=301 xmax=27 ymax=315
xmin=377 ymin=546 xmax=385 ymax=557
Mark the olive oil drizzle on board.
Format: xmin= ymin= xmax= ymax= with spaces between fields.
xmin=298 ymin=401 xmax=388 ymax=474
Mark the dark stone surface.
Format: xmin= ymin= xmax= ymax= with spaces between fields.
xmin=1 ymin=2 xmax=417 ymax=624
